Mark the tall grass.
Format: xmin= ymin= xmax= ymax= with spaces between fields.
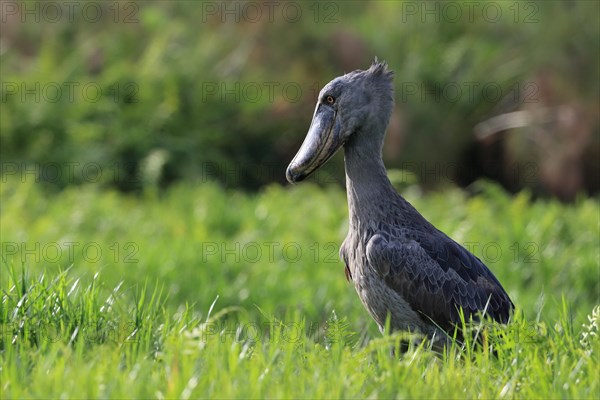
xmin=1 ymin=178 xmax=599 ymax=397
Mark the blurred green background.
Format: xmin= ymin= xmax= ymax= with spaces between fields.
xmin=2 ymin=0 xmax=598 ymax=198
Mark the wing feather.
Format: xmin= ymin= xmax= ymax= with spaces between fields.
xmin=366 ymin=232 xmax=513 ymax=332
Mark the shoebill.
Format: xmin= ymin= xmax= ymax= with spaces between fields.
xmin=286 ymin=60 xmax=513 ymax=346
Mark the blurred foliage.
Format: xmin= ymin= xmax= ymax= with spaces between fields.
xmin=1 ymin=1 xmax=598 ymax=191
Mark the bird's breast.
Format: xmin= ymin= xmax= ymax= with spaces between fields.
xmin=342 ymin=228 xmax=429 ymax=334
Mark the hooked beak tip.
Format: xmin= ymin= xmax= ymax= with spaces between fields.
xmin=285 ymin=165 xmax=303 ymax=184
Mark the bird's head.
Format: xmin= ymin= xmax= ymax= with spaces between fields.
xmin=286 ymin=59 xmax=394 ymax=184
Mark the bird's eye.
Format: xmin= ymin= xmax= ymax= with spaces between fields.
xmin=325 ymin=95 xmax=335 ymax=105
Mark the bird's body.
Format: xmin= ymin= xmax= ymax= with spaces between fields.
xmin=286 ymin=60 xmax=513 ymax=343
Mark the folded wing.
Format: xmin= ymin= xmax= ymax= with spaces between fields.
xmin=366 ymin=231 xmax=514 ymax=333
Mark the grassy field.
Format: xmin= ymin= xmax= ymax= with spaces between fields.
xmin=1 ymin=177 xmax=599 ymax=398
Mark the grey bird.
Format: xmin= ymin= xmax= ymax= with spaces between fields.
xmin=286 ymin=60 xmax=514 ymax=346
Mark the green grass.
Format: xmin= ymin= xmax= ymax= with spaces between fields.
xmin=1 ymin=177 xmax=599 ymax=398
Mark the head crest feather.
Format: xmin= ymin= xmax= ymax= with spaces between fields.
xmin=369 ymin=57 xmax=394 ymax=79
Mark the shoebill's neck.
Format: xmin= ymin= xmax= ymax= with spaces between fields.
xmin=343 ymin=130 xmax=397 ymax=227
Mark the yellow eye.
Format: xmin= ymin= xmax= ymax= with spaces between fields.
xmin=325 ymin=95 xmax=335 ymax=105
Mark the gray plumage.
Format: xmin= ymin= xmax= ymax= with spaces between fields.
xmin=286 ymin=60 xmax=514 ymax=342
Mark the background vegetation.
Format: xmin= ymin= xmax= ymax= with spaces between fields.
xmin=2 ymin=1 xmax=598 ymax=195
xmin=1 ymin=1 xmax=599 ymax=398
